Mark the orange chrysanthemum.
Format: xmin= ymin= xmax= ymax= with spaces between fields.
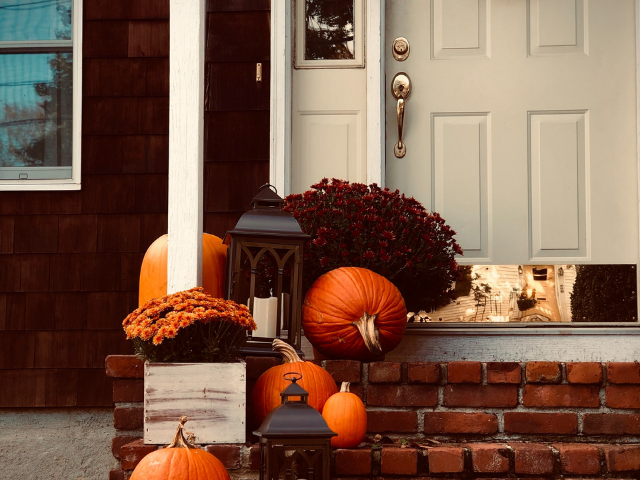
xmin=123 ymin=287 xmax=256 ymax=346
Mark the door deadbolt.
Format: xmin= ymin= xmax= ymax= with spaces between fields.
xmin=392 ymin=37 xmax=410 ymax=61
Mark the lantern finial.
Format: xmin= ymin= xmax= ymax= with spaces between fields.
xmin=280 ymin=372 xmax=308 ymax=404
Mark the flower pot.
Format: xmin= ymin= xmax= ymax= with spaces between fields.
xmin=143 ymin=361 xmax=246 ymax=445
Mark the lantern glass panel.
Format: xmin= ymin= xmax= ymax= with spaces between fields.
xmin=239 ymin=243 xmax=297 ymax=342
xmin=260 ymin=441 xmax=330 ymax=480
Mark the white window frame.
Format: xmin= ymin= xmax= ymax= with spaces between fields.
xmin=0 ymin=0 xmax=83 ymax=191
xmin=271 ymin=0 xmax=640 ymax=361
xmin=294 ymin=0 xmax=365 ymax=69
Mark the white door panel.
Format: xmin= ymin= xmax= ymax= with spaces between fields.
xmin=292 ymin=67 xmax=366 ymax=192
xmin=386 ymin=0 xmax=638 ymax=265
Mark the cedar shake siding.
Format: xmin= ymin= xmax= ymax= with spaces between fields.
xmin=204 ymin=1 xmax=271 ymax=235
xmin=0 ymin=0 xmax=270 ymax=407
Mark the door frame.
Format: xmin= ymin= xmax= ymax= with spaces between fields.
xmin=269 ymin=0 xmax=640 ymax=361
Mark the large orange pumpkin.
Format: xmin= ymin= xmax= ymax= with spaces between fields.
xmin=303 ymin=267 xmax=407 ymax=360
xmin=139 ymin=233 xmax=227 ymax=306
xmin=131 ymin=416 xmax=229 ymax=480
xmin=252 ymin=339 xmax=338 ymax=425
xmin=322 ymin=382 xmax=367 ymax=448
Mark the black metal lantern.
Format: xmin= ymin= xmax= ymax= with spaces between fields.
xmin=225 ymin=184 xmax=310 ymax=356
xmin=254 ymin=373 xmax=336 ymax=480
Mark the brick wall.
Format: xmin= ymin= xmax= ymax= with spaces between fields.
xmin=106 ymin=357 xmax=640 ymax=479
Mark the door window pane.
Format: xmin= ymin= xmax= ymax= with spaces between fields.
xmin=0 ymin=53 xmax=72 ymax=175
xmin=305 ymin=0 xmax=355 ymax=60
xmin=408 ymin=264 xmax=637 ymax=324
xmin=0 ymin=0 xmax=72 ymax=41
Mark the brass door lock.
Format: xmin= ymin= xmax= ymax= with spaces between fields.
xmin=392 ymin=37 xmax=410 ymax=61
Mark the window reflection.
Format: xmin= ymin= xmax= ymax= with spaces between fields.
xmin=0 ymin=53 xmax=72 ymax=170
xmin=305 ymin=0 xmax=355 ymax=60
xmin=408 ymin=264 xmax=637 ymax=323
xmin=0 ymin=0 xmax=72 ymax=41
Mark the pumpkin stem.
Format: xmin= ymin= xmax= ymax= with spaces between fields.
xmin=273 ymin=339 xmax=303 ymax=363
xmin=340 ymin=382 xmax=350 ymax=393
xmin=167 ymin=416 xmax=197 ymax=449
xmin=352 ymin=312 xmax=383 ymax=356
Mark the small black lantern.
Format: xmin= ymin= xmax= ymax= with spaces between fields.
xmin=254 ymin=373 xmax=336 ymax=480
xmin=225 ymin=184 xmax=310 ymax=356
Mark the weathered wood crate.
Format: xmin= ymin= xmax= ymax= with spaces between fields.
xmin=144 ymin=361 xmax=246 ymax=444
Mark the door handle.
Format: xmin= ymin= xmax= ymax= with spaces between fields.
xmin=392 ymin=72 xmax=411 ymax=158
xmin=396 ymin=98 xmax=406 ymax=157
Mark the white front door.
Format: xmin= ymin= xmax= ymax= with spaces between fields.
xmin=385 ymin=0 xmax=638 ymax=265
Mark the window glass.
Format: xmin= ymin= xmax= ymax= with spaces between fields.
xmin=408 ymin=264 xmax=637 ymax=324
xmin=305 ymin=0 xmax=355 ymax=60
xmin=0 ymin=0 xmax=71 ymax=42
xmin=0 ymin=53 xmax=72 ymax=175
xmin=0 ymin=0 xmax=73 ymax=182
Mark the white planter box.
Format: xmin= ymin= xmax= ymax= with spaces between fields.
xmin=144 ymin=361 xmax=246 ymax=445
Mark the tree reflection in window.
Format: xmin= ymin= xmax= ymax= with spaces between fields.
xmin=571 ymin=265 xmax=637 ymax=322
xmin=305 ymin=0 xmax=355 ymax=60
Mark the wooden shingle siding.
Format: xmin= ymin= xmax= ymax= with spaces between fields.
xmin=84 ymin=0 xmax=170 ymax=21
xmin=83 ymin=21 xmax=130 ymax=58
xmin=207 ymin=0 xmax=270 ymax=12
xmin=128 ymin=21 xmax=170 ymax=58
xmin=20 ymin=255 xmax=51 ymax=291
xmin=203 ymin=1 xmax=270 ymax=237
xmin=0 ymin=0 xmax=270 ymax=407
xmin=205 ymin=111 xmax=270 ymax=161
xmin=206 ymin=12 xmax=270 ymax=62
xmin=0 ymin=217 xmax=14 ymax=253
xmin=83 ymin=59 xmax=147 ymax=97
xmin=206 ymin=62 xmax=270 ymax=111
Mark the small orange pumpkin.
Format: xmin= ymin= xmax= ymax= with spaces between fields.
xmin=303 ymin=267 xmax=407 ymax=360
xmin=139 ymin=233 xmax=227 ymax=306
xmin=322 ymin=382 xmax=367 ymax=448
xmin=130 ymin=416 xmax=229 ymax=480
xmin=252 ymin=339 xmax=338 ymax=425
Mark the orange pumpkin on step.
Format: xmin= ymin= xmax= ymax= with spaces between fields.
xmin=139 ymin=233 xmax=227 ymax=306
xmin=322 ymin=382 xmax=367 ymax=448
xmin=251 ymin=339 xmax=338 ymax=425
xmin=130 ymin=416 xmax=229 ymax=480
xmin=303 ymin=267 xmax=407 ymax=361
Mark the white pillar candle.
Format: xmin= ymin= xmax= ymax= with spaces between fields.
xmin=252 ymin=297 xmax=278 ymax=338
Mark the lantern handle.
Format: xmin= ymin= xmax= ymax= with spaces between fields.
xmin=258 ymin=183 xmax=278 ymax=195
xmin=282 ymin=371 xmax=302 ymax=383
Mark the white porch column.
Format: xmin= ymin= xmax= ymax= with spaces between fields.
xmin=167 ymin=0 xmax=205 ymax=293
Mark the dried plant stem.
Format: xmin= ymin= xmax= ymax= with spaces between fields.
xmin=272 ymin=339 xmax=303 ymax=363
xmin=352 ymin=312 xmax=382 ymax=356
xmin=167 ymin=416 xmax=197 ymax=449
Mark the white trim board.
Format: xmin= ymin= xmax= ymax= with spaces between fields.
xmin=387 ymin=329 xmax=640 ymax=363
xmin=636 ymin=0 xmax=640 ymax=318
xmin=301 ymin=328 xmax=640 ymax=362
xmin=270 ymin=0 xmax=292 ymax=196
xmin=366 ymin=0 xmax=385 ymax=186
